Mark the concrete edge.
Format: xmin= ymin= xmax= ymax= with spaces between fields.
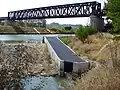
xmin=57 ymin=37 xmax=89 ymax=63
xmin=44 ymin=37 xmax=64 ymax=72
xmin=57 ymin=37 xmax=91 ymax=73
xmin=45 ymin=37 xmax=61 ymax=60
xmin=45 ymin=36 xmax=91 ymax=73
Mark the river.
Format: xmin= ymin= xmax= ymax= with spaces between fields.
xmin=0 ymin=34 xmax=75 ymax=41
xmin=0 ymin=34 xmax=74 ymax=90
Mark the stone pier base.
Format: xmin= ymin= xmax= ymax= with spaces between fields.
xmin=90 ymin=15 xmax=104 ymax=31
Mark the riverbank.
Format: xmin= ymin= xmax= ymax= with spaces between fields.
xmin=60 ymin=34 xmax=120 ymax=90
xmin=0 ymin=42 xmax=58 ymax=76
xmin=0 ymin=41 xmax=77 ymax=90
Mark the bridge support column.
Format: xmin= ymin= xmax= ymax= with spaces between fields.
xmin=90 ymin=15 xmax=104 ymax=31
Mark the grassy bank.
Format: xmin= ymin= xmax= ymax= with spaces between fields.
xmin=60 ymin=33 xmax=120 ymax=90
xmin=0 ymin=25 xmax=44 ymax=33
xmin=60 ymin=34 xmax=112 ymax=62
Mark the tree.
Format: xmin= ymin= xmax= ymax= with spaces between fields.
xmin=105 ymin=0 xmax=120 ymax=33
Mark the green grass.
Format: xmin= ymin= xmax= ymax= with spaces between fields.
xmin=113 ymin=35 xmax=120 ymax=40
xmin=60 ymin=37 xmax=71 ymax=45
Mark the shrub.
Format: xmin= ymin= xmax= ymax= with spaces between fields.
xmin=86 ymin=26 xmax=96 ymax=35
xmin=75 ymin=25 xmax=96 ymax=43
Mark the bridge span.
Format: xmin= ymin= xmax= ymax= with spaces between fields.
xmin=0 ymin=1 xmax=105 ymax=31
xmin=8 ymin=1 xmax=103 ymax=20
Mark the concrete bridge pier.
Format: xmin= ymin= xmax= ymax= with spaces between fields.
xmin=90 ymin=15 xmax=104 ymax=31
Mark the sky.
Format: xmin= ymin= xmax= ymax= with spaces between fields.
xmin=0 ymin=0 xmax=107 ymax=25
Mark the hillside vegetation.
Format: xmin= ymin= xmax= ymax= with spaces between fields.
xmin=0 ymin=25 xmax=36 ymax=33
xmin=61 ymin=32 xmax=120 ymax=90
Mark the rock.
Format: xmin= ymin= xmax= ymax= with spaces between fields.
xmin=0 ymin=42 xmax=58 ymax=77
xmin=41 ymin=72 xmax=46 ymax=76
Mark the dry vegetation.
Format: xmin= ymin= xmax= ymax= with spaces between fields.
xmin=61 ymin=33 xmax=120 ymax=90
xmin=0 ymin=25 xmax=36 ymax=33
xmin=0 ymin=25 xmax=49 ymax=33
xmin=0 ymin=25 xmax=16 ymax=33
xmin=61 ymin=33 xmax=113 ymax=62
xmin=0 ymin=25 xmax=69 ymax=34
xmin=0 ymin=42 xmax=58 ymax=89
xmin=73 ymin=65 xmax=120 ymax=90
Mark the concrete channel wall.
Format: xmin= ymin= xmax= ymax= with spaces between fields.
xmin=45 ymin=37 xmax=64 ymax=72
xmin=57 ymin=37 xmax=90 ymax=73
xmin=45 ymin=37 xmax=90 ymax=73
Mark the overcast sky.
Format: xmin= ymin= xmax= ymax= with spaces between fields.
xmin=0 ymin=0 xmax=106 ymax=25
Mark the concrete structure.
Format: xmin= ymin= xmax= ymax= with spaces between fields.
xmin=90 ymin=15 xmax=104 ymax=31
xmin=45 ymin=37 xmax=63 ymax=71
xmin=1 ymin=2 xmax=105 ymax=30
xmin=45 ymin=37 xmax=90 ymax=74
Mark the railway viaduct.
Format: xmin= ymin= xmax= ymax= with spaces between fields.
xmin=0 ymin=1 xmax=105 ymax=30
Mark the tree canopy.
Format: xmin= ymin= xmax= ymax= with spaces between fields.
xmin=105 ymin=0 xmax=120 ymax=32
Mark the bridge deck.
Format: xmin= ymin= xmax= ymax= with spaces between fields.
xmin=46 ymin=37 xmax=85 ymax=63
xmin=8 ymin=1 xmax=102 ymax=20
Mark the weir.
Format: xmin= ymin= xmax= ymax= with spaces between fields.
xmin=45 ymin=37 xmax=90 ymax=74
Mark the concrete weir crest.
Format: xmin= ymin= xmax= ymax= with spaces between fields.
xmin=45 ymin=36 xmax=90 ymax=74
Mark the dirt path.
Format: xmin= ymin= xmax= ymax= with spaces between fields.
xmin=95 ymin=40 xmax=113 ymax=57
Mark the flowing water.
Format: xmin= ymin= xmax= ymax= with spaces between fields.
xmin=0 ymin=34 xmax=75 ymax=41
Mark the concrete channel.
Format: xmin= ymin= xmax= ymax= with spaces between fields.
xmin=45 ymin=36 xmax=90 ymax=74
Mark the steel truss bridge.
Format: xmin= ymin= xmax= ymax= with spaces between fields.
xmin=7 ymin=1 xmax=104 ymax=20
xmin=0 ymin=17 xmax=8 ymax=20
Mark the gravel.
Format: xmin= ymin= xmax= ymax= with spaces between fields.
xmin=0 ymin=42 xmax=58 ymax=76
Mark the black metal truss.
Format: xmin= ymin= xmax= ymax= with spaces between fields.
xmin=8 ymin=1 xmax=103 ymax=20
xmin=0 ymin=17 xmax=8 ymax=21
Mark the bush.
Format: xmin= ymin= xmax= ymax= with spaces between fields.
xmin=75 ymin=25 xmax=96 ymax=43
xmin=86 ymin=26 xmax=96 ymax=35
